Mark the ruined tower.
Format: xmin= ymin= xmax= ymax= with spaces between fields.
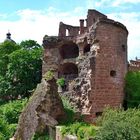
xmin=42 ymin=9 xmax=128 ymax=122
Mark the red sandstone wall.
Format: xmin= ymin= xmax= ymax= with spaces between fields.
xmin=58 ymin=22 xmax=79 ymax=37
xmin=87 ymin=10 xmax=107 ymax=28
xmin=90 ymin=22 xmax=128 ymax=114
xmin=42 ymin=47 xmax=60 ymax=77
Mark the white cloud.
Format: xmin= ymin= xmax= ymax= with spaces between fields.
xmin=113 ymin=0 xmax=140 ymax=7
xmin=93 ymin=0 xmax=140 ymax=7
xmin=0 ymin=7 xmax=140 ymax=59
xmin=94 ymin=0 xmax=111 ymax=7
xmin=0 ymin=8 xmax=84 ymax=44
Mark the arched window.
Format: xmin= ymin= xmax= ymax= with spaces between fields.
xmin=66 ymin=29 xmax=69 ymax=36
xmin=59 ymin=42 xmax=79 ymax=59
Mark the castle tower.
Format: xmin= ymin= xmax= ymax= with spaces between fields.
xmin=42 ymin=9 xmax=128 ymax=122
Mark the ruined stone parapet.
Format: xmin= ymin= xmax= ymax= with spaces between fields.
xmin=86 ymin=9 xmax=107 ymax=28
xmin=58 ymin=22 xmax=80 ymax=39
xmin=98 ymin=18 xmax=128 ymax=33
xmin=43 ymin=35 xmax=61 ymax=48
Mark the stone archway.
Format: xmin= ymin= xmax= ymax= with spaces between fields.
xmin=58 ymin=63 xmax=78 ymax=91
xmin=59 ymin=42 xmax=79 ymax=59
xmin=58 ymin=63 xmax=78 ymax=80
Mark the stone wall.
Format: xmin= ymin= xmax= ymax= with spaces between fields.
xmin=86 ymin=9 xmax=107 ymax=28
xmin=89 ymin=20 xmax=128 ymax=117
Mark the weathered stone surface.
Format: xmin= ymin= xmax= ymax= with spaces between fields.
xmin=64 ymin=135 xmax=77 ymax=140
xmin=56 ymin=126 xmax=78 ymax=140
xmin=14 ymin=78 xmax=65 ymax=140
xmin=43 ymin=35 xmax=61 ymax=48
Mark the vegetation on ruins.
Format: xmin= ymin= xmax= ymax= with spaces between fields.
xmin=32 ymin=132 xmax=50 ymax=140
xmin=61 ymin=96 xmax=76 ymax=123
xmin=59 ymin=71 xmax=140 ymax=139
xmin=56 ymin=77 xmax=65 ymax=87
xmin=60 ymin=97 xmax=98 ymax=139
xmin=60 ymin=106 xmax=140 ymax=140
xmin=43 ymin=70 xmax=54 ymax=81
xmin=61 ymin=122 xmax=97 ymax=140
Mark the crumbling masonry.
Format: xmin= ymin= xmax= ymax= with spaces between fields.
xmin=42 ymin=9 xmax=128 ymax=122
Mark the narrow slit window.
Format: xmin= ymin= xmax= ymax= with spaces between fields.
xmin=122 ymin=45 xmax=126 ymax=52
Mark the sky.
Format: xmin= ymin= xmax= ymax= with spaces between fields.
xmin=0 ymin=0 xmax=140 ymax=60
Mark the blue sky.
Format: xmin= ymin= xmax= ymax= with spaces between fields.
xmin=0 ymin=0 xmax=140 ymax=59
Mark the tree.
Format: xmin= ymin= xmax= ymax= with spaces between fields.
xmin=20 ymin=40 xmax=41 ymax=49
xmin=125 ymin=71 xmax=140 ymax=108
xmin=0 ymin=40 xmax=43 ymax=100
xmin=0 ymin=41 xmax=20 ymax=76
xmin=7 ymin=48 xmax=42 ymax=98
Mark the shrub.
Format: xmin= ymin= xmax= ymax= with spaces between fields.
xmin=0 ymin=117 xmax=10 ymax=139
xmin=61 ymin=96 xmax=76 ymax=124
xmin=56 ymin=78 xmax=65 ymax=87
xmin=0 ymin=99 xmax=28 ymax=140
xmin=61 ymin=122 xmax=97 ymax=140
xmin=0 ymin=99 xmax=28 ymax=124
xmin=95 ymin=108 xmax=140 ymax=140
xmin=31 ymin=132 xmax=51 ymax=140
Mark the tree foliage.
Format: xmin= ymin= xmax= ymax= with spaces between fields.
xmin=20 ymin=40 xmax=41 ymax=49
xmin=0 ymin=41 xmax=20 ymax=76
xmin=0 ymin=40 xmax=42 ymax=100
xmin=125 ymin=71 xmax=140 ymax=108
